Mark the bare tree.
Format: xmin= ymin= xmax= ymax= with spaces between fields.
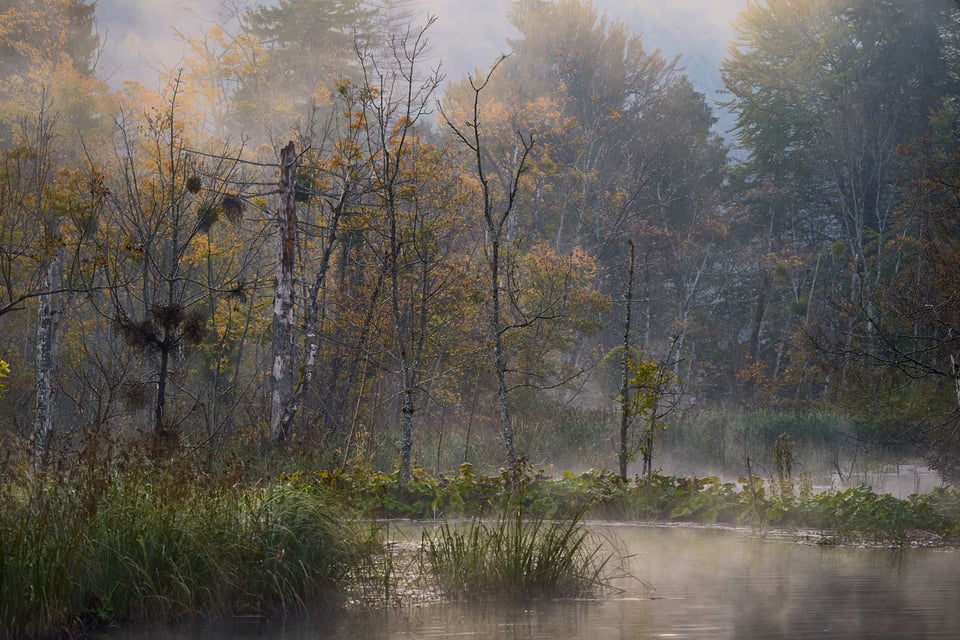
xmin=99 ymin=76 xmax=246 ymax=446
xmin=357 ymin=17 xmax=443 ymax=486
xmin=441 ymin=57 xmax=534 ymax=471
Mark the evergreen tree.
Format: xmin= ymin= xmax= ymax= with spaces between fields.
xmin=235 ymin=0 xmax=374 ymax=135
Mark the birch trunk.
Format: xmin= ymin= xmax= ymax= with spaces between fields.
xmin=271 ymin=141 xmax=297 ymax=444
xmin=279 ymin=186 xmax=348 ymax=437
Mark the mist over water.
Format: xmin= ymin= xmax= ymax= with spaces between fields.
xmin=97 ymin=525 xmax=960 ymax=639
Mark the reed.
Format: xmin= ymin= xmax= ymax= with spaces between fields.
xmin=421 ymin=505 xmax=611 ymax=599
xmin=0 ymin=473 xmax=378 ymax=637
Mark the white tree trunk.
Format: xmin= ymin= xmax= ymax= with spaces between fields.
xmin=271 ymin=141 xmax=297 ymax=443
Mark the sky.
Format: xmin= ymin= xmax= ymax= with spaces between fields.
xmin=95 ymin=0 xmax=231 ymax=88
xmin=94 ymin=0 xmax=749 ymax=124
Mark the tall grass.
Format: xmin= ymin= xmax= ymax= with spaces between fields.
xmin=421 ymin=506 xmax=611 ymax=600
xmin=0 ymin=471 xmax=379 ymax=638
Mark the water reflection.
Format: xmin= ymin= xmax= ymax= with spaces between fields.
xmin=99 ymin=524 xmax=960 ymax=640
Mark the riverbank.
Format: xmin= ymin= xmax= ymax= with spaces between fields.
xmin=315 ymin=464 xmax=960 ymax=547
xmin=2 ymin=458 xmax=958 ymax=637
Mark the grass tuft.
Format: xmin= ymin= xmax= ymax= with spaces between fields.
xmin=421 ymin=505 xmax=612 ymax=600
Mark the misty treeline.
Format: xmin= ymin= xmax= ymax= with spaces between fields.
xmin=2 ymin=0 xmax=960 ymax=483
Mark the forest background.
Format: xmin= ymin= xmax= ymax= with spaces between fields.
xmin=3 ymin=0 xmax=960 ymax=488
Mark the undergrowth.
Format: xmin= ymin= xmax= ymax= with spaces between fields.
xmin=0 ymin=468 xmax=379 ymax=638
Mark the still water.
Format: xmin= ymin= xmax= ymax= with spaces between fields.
xmin=103 ymin=524 xmax=960 ymax=640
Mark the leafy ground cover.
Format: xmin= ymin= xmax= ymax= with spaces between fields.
xmin=314 ymin=463 xmax=960 ymax=546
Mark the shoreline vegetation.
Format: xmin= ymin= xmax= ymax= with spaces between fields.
xmin=1 ymin=451 xmax=958 ymax=638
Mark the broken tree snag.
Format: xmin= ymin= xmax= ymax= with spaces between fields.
xmin=271 ymin=141 xmax=297 ymax=444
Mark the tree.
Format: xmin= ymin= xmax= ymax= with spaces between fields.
xmin=810 ymin=103 xmax=960 ymax=482
xmin=29 ymin=107 xmax=79 ymax=467
xmin=175 ymin=25 xmax=265 ymax=141
xmin=0 ymin=0 xmax=103 ymax=147
xmin=0 ymin=100 xmax=103 ymax=467
xmin=0 ymin=1 xmax=109 ymax=461
xmin=441 ymin=57 xmax=534 ymax=471
xmin=96 ymin=77 xmax=247 ymax=445
xmin=721 ymin=0 xmax=958 ymax=404
xmin=369 ymin=0 xmax=419 ymax=43
xmin=618 ymin=240 xmax=634 ymax=481
xmin=356 ymin=17 xmax=447 ymax=485
xmin=501 ymin=0 xmax=684 ymax=253
xmin=468 ymin=0 xmax=726 ymax=404
xmin=235 ymin=0 xmax=374 ymax=137
xmin=629 ymin=350 xmax=681 ymax=481
xmin=270 ymin=141 xmax=298 ymax=444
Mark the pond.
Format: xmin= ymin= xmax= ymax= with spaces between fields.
xmin=100 ymin=523 xmax=960 ymax=639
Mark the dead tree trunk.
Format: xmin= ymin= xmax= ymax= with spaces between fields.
xmin=33 ymin=251 xmax=61 ymax=470
xmin=271 ymin=141 xmax=297 ymax=444
xmin=618 ymin=240 xmax=635 ymax=481
xmin=29 ymin=105 xmax=61 ymax=471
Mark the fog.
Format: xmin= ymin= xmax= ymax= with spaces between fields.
xmin=8 ymin=0 xmax=952 ymax=487
xmin=95 ymin=0 xmax=225 ymax=87
xmin=95 ymin=0 xmax=747 ymax=114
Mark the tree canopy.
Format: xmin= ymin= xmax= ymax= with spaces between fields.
xmin=3 ymin=0 xmax=960 ymax=482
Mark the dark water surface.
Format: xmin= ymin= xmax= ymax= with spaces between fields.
xmin=100 ymin=524 xmax=960 ymax=639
